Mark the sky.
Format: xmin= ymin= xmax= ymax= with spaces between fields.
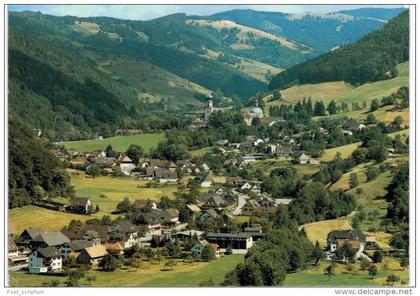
xmin=7 ymin=4 xmax=406 ymax=21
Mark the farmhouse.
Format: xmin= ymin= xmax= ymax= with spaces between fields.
xmin=8 ymin=239 xmax=28 ymax=268
xmin=70 ymin=197 xmax=92 ymax=214
xmin=133 ymin=199 xmax=157 ymax=211
xmin=59 ymin=240 xmax=93 ymax=258
xmin=197 ymin=209 xmax=220 ymax=224
xmin=104 ymin=242 xmax=124 ymax=257
xmin=18 ymin=228 xmax=43 ymax=246
xmin=82 ymin=230 xmax=101 ymax=246
xmin=326 ymin=229 xmax=366 ymax=261
xmin=206 ymin=232 xmax=253 ymax=254
xmin=32 ymin=231 xmax=70 ymax=249
xmin=28 ymin=247 xmax=63 ymax=274
xmin=77 ymin=245 xmax=108 ymax=265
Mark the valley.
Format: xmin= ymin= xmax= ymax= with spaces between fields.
xmin=7 ymin=5 xmax=411 ymax=289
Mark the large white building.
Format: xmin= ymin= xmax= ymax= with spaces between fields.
xmin=244 ymin=103 xmax=264 ymax=126
xmin=204 ymin=96 xmax=214 ymax=120
xmin=28 ymin=247 xmax=62 ymax=273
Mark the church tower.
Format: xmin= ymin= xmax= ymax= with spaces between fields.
xmin=204 ymin=95 xmax=214 ymax=120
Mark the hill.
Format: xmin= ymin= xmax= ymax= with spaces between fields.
xmin=8 ymin=29 xmax=147 ymax=141
xmin=268 ymin=62 xmax=408 ymax=106
xmin=269 ymin=11 xmax=409 ymax=90
xmin=209 ymin=8 xmax=405 ymax=52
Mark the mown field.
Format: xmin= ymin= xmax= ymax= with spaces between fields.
xmin=9 ymin=255 xmax=244 ymax=287
xmin=284 ymin=258 xmax=409 ymax=286
xmin=69 ymin=169 xmax=178 ymax=214
xmin=59 ymin=133 xmax=165 ymax=153
xmin=9 ymin=169 xmax=178 ymax=233
xmin=269 ymin=62 xmax=408 ymax=106
xmin=319 ymin=142 xmax=361 ymax=162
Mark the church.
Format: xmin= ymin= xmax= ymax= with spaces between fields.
xmin=244 ymin=103 xmax=264 ymax=126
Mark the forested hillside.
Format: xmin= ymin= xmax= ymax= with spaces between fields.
xmin=269 ymin=11 xmax=409 ymax=90
xmin=8 ymin=119 xmax=74 ymax=208
xmin=9 ymin=29 xmax=142 ymax=141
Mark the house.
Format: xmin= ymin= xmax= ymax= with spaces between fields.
xmin=18 ymin=228 xmax=43 ymax=246
xmin=28 ymin=247 xmax=63 ymax=273
xmin=134 ymin=212 xmax=162 ymax=231
xmin=201 ymin=193 xmax=226 ymax=210
xmin=77 ymin=245 xmax=108 ymax=265
xmin=326 ymin=229 xmax=366 ymax=261
xmin=104 ymin=242 xmax=124 ymax=257
xmin=200 ymin=176 xmax=213 ymax=188
xmin=109 ymin=232 xmax=138 ymax=249
xmin=82 ymin=230 xmax=101 ymax=246
xmin=298 ymin=153 xmax=311 ymax=164
xmin=197 ymin=209 xmax=220 ymax=224
xmin=214 ymin=139 xmax=229 ymax=146
xmin=8 ymin=239 xmax=28 ymax=269
xmin=206 ymin=233 xmax=253 ymax=254
xmin=342 ymin=130 xmax=354 ymax=136
xmin=32 ymin=231 xmax=70 ymax=249
xmin=117 ymin=155 xmax=136 ymax=175
xmin=133 ymin=199 xmax=157 ymax=211
xmin=70 ymin=197 xmax=92 ymax=214
xmin=240 ymin=182 xmax=253 ymax=190
xmin=274 ymin=198 xmax=293 ymax=206
xmin=113 ymin=220 xmax=138 ymax=235
xmin=173 ymin=230 xmax=204 ymax=243
xmin=159 ymin=171 xmax=178 ymax=183
xmin=70 ymin=157 xmax=88 ymax=168
xmin=275 ymin=146 xmax=293 ymax=158
xmin=61 ymin=229 xmax=84 ymax=241
xmin=83 ymin=224 xmax=112 ymax=243
xmin=165 ymin=208 xmax=180 ymax=224
xmin=59 ymin=240 xmax=93 ymax=258
xmin=239 ymin=141 xmax=253 ymax=150
xmin=191 ymin=240 xmax=210 ymax=257
xmin=242 ymin=199 xmax=260 ymax=215
xmin=185 ymin=204 xmax=202 ymax=221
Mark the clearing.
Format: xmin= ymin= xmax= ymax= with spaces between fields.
xmin=59 ymin=133 xmax=164 ymax=153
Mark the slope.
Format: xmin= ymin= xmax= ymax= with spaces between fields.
xmin=269 ymin=11 xmax=409 ymax=90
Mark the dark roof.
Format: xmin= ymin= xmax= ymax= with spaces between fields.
xmin=206 ymin=232 xmax=252 ymax=239
xmin=203 ymin=194 xmax=225 ymax=207
xmin=202 ymin=209 xmax=220 ymax=220
xmin=67 ymin=240 xmax=93 ymax=251
xmin=327 ymin=229 xmax=366 ymax=243
xmin=165 ymin=208 xmax=180 ymax=218
xmin=61 ymin=229 xmax=84 ymax=240
xmin=71 ymin=197 xmax=90 ymax=207
xmin=21 ymin=228 xmax=43 ymax=239
xmin=135 ymin=212 xmax=162 ymax=225
xmin=34 ymin=231 xmax=70 ymax=246
xmin=36 ymin=247 xmax=62 ymax=258
xmin=83 ymin=225 xmax=111 ymax=240
xmin=113 ymin=220 xmax=138 ymax=233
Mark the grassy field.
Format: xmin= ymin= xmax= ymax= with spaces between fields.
xmin=9 ymin=205 xmax=96 ymax=234
xmin=59 ymin=133 xmax=164 ymax=153
xmin=303 ymin=217 xmax=352 ymax=248
xmin=330 ymin=162 xmax=370 ymax=192
xmin=235 ymin=58 xmax=282 ymax=83
xmin=270 ymin=62 xmax=408 ymax=106
xmin=315 ymin=105 xmax=409 ymax=128
xmin=91 ymin=54 xmax=209 ymax=106
xmin=319 ymin=142 xmax=361 ymax=162
xmin=284 ymin=259 xmax=409 ymax=286
xmin=69 ymin=169 xmax=178 ymax=214
xmin=9 ymin=255 xmax=244 ymax=287
xmin=9 ymin=169 xmax=179 ymax=233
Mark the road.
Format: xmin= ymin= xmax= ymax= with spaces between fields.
xmin=231 ymin=190 xmax=250 ymax=216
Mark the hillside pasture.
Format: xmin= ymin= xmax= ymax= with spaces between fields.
xmin=302 ymin=217 xmax=352 ymax=248
xmin=270 ymin=62 xmax=408 ymax=106
xmin=59 ymin=133 xmax=164 ymax=153
xmin=319 ymin=142 xmax=361 ymax=162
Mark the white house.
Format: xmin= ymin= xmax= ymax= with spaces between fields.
xmin=28 ymin=247 xmax=62 ymax=274
xmin=200 ymin=176 xmax=213 ymax=188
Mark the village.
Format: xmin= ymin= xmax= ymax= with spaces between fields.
xmin=8 ymin=94 xmax=408 ymax=287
